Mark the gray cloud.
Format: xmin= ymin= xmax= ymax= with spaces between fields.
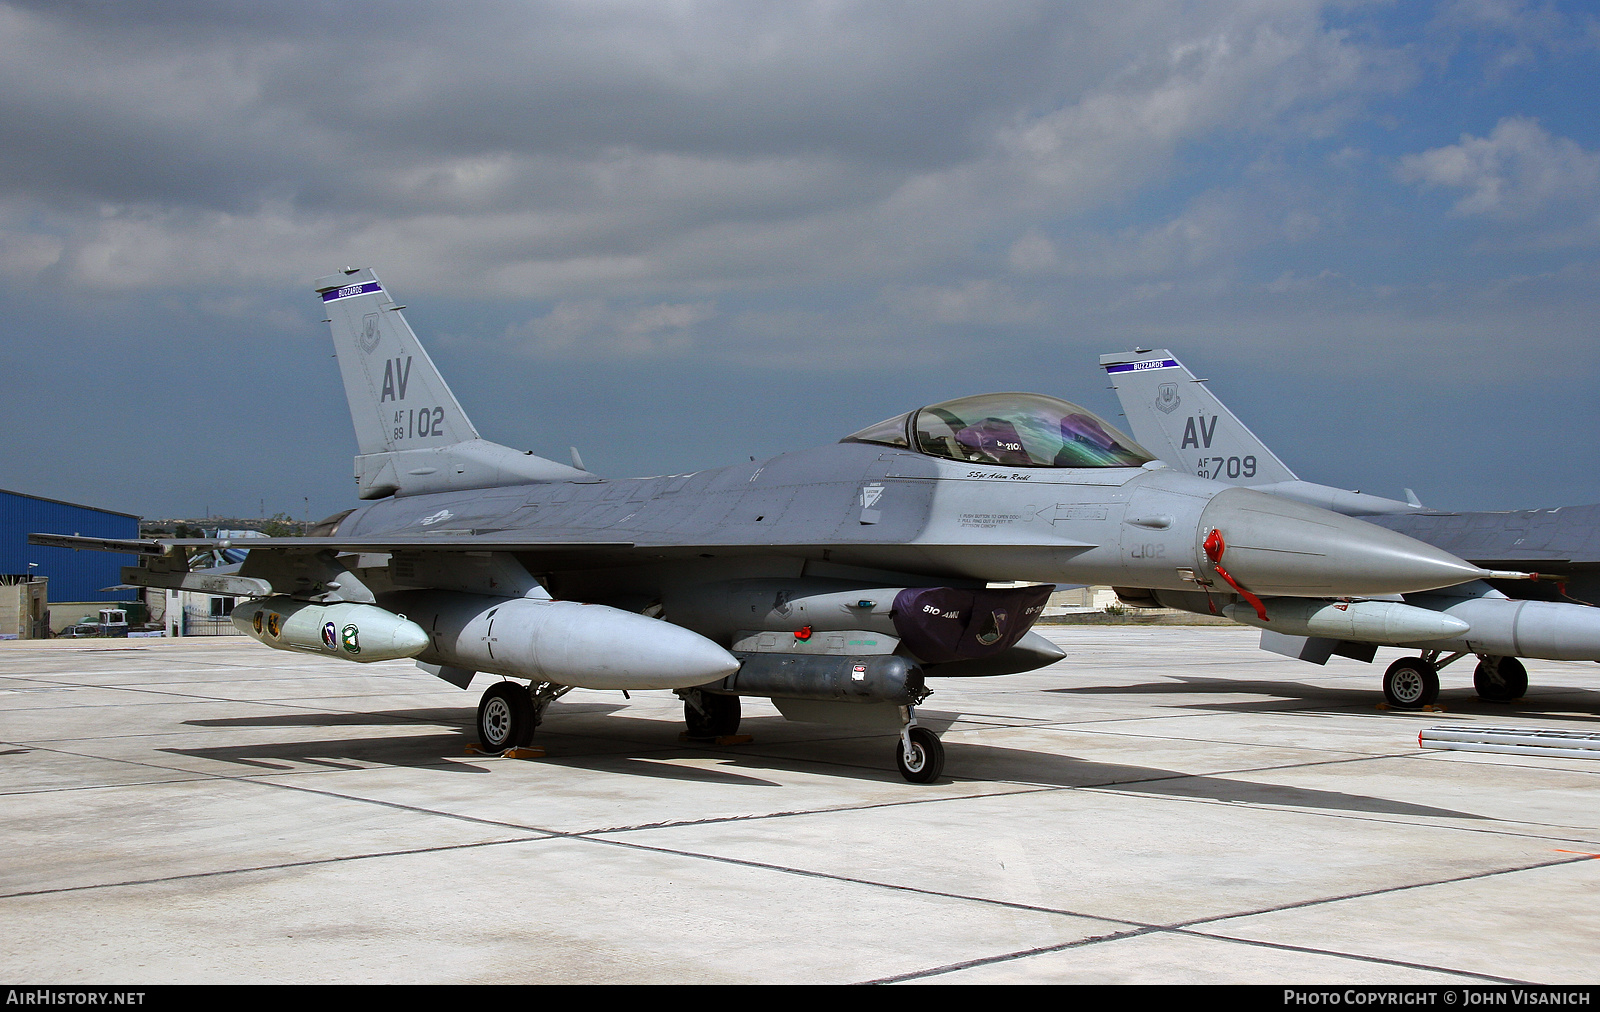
xmin=0 ymin=0 xmax=1391 ymax=298
xmin=0 ymin=1 xmax=1596 ymax=516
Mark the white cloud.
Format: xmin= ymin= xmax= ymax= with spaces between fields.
xmin=505 ymin=298 xmax=716 ymax=358
xmin=990 ymin=10 xmax=1384 ymax=206
xmin=879 ymin=279 xmax=1043 ymax=326
xmin=1432 ymin=0 xmax=1581 ymax=73
xmin=1397 ymin=117 xmax=1600 ymax=220
xmin=1002 ymin=193 xmax=1258 ymax=282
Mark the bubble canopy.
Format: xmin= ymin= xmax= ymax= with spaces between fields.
xmin=842 ymin=393 xmax=1154 ymax=469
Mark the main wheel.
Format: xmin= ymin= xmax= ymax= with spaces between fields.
xmin=684 ymin=692 xmax=742 ymax=738
xmin=1382 ymin=657 xmax=1439 ymax=709
xmin=1474 ymin=656 xmax=1528 ymax=702
xmin=896 ymin=726 xmax=945 ymax=783
xmin=478 ymin=681 xmax=534 ymax=752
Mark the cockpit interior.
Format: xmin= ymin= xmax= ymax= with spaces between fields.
xmin=843 ymin=393 xmax=1153 ymax=469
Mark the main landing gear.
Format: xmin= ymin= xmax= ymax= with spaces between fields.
xmin=1381 ymin=651 xmax=1529 ymax=709
xmin=476 ymin=679 xmax=572 ymax=753
xmin=1473 ymin=655 xmax=1528 ymax=702
xmin=679 ymin=689 xmax=742 ymax=738
xmin=1382 ymin=656 xmax=1439 ymax=709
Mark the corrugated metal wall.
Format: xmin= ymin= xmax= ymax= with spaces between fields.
xmin=0 ymin=490 xmax=138 ymax=603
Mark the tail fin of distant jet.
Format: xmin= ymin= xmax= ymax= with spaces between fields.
xmin=315 ymin=268 xmax=591 ymax=499
xmin=1100 ymin=349 xmax=1419 ymax=516
xmin=1100 ymin=349 xmax=1298 ymax=485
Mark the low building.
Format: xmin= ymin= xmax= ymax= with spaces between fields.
xmin=0 ymin=575 xmax=47 ymax=639
xmin=1047 ymin=585 xmax=1120 ymax=613
xmin=2 ymin=489 xmax=139 ymax=634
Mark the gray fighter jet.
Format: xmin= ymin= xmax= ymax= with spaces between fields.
xmin=29 ymin=271 xmax=1524 ymax=780
xmin=1102 ymin=348 xmax=1600 ymax=709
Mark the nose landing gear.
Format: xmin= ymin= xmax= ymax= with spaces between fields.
xmin=896 ymin=707 xmax=945 ymax=783
xmin=896 ymin=726 xmax=944 ymax=783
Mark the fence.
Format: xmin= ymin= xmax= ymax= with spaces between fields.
xmin=181 ymin=605 xmax=244 ymax=637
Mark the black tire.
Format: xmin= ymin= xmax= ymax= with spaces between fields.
xmin=478 ymin=681 xmax=534 ymax=752
xmin=684 ymin=692 xmax=741 ymax=738
xmin=896 ymin=726 xmax=945 ymax=783
xmin=1383 ymin=657 xmax=1439 ymax=709
xmin=1474 ymin=656 xmax=1528 ymax=702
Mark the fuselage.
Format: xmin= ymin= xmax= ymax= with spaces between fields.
xmin=324 ymin=438 xmax=1491 ymax=611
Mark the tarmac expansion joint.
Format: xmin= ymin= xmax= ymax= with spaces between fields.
xmin=678 ymin=733 xmax=755 ymax=745
xmin=465 ymin=743 xmax=548 ymax=759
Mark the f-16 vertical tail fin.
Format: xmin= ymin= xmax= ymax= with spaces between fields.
xmin=317 ymin=268 xmax=477 ymax=457
xmin=1100 ymin=349 xmax=1298 ymax=485
xmin=315 ymin=268 xmax=591 ymax=499
xmin=1100 ymin=349 xmax=1419 ymax=516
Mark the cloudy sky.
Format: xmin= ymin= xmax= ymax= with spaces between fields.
xmin=2 ymin=0 xmax=1597 ymax=522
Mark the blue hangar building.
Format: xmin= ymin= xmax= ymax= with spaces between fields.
xmin=1 ymin=489 xmax=138 ymax=604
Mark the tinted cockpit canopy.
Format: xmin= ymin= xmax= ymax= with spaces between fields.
xmin=842 ymin=393 xmax=1154 ymax=468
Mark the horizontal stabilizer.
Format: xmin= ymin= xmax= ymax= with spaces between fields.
xmin=36 ymin=532 xmax=636 ymax=554
xmin=121 ymin=567 xmax=273 ymax=598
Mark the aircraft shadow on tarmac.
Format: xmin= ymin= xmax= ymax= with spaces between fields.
xmin=1050 ymin=676 xmax=1600 ymax=721
xmin=180 ymin=701 xmax=629 ymax=729
xmin=163 ymin=701 xmax=630 ymax=774
xmin=538 ymin=721 xmax=1490 ymax=819
xmin=936 ymin=743 xmax=1490 ymax=820
xmin=159 ymin=733 xmax=495 ymax=773
xmin=161 ymin=707 xmax=1487 ymax=819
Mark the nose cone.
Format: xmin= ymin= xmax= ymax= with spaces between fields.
xmin=543 ymin=601 xmax=741 ymax=689
xmin=1199 ymin=487 xmax=1488 ymax=597
xmin=644 ymin=620 xmax=743 ymax=687
xmin=389 ymin=617 xmax=431 ymax=657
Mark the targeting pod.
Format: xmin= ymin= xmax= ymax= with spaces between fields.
xmin=232 ymin=596 xmax=430 ymax=662
xmin=707 ymin=653 xmax=927 ymax=704
xmin=662 ymin=579 xmax=1052 ymax=666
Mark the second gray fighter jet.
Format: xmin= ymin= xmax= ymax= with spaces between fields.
xmin=1103 ymin=348 xmax=1600 ymax=709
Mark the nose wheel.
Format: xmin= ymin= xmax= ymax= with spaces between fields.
xmin=896 ymin=725 xmax=945 ymax=783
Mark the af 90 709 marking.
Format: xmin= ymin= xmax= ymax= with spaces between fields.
xmin=1197 ymin=455 xmax=1257 ymax=480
